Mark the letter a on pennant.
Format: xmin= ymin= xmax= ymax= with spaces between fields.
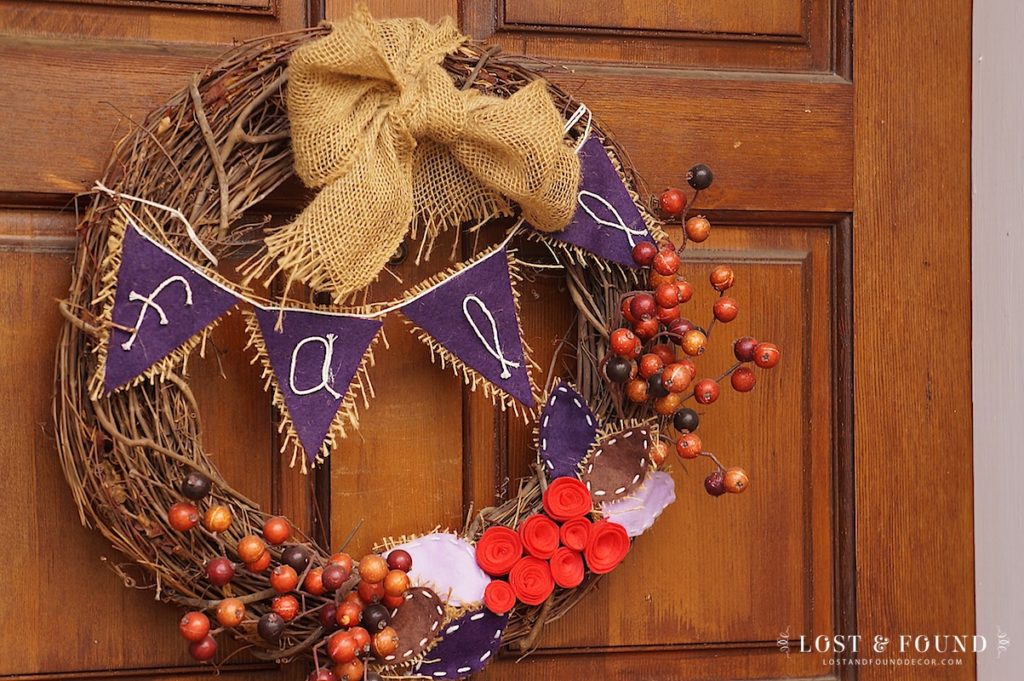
xmin=252 ymin=307 xmax=382 ymax=464
xmin=104 ymin=224 xmax=241 ymax=393
xmin=400 ymin=247 xmax=535 ymax=408
xmin=542 ymin=136 xmax=655 ymax=267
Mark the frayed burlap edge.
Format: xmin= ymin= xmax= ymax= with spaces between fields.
xmin=398 ymin=243 xmax=541 ymax=420
xmin=242 ymin=307 xmax=384 ymax=474
xmin=89 ymin=208 xmax=236 ymax=400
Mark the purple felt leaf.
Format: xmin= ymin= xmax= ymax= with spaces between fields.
xmin=543 ymin=136 xmax=655 ymax=267
xmin=105 ymin=224 xmax=240 ymax=392
xmin=387 ymin=534 xmax=490 ymax=608
xmin=400 ymin=247 xmax=534 ymax=407
xmin=252 ymin=306 xmax=381 ymax=464
xmin=415 ymin=607 xmax=508 ymax=680
xmin=538 ymin=381 xmax=598 ymax=478
xmin=600 ymin=471 xmax=676 ymax=537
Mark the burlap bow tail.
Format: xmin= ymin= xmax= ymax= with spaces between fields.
xmin=255 ymin=7 xmax=581 ymax=299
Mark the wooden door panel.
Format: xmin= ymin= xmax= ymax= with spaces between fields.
xmin=464 ymin=0 xmax=845 ymax=72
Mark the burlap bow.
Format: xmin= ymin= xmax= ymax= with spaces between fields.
xmin=256 ymin=6 xmax=580 ymax=300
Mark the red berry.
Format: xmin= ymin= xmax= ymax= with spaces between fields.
xmin=610 ymin=328 xmax=639 ymax=357
xmin=694 ymin=379 xmax=720 ymax=404
xmin=328 ymin=631 xmax=360 ymax=664
xmin=322 ymin=565 xmax=348 ymax=593
xmin=272 ymin=595 xmax=300 ymax=621
xmin=270 ymin=565 xmax=299 ymax=593
xmin=733 ymin=336 xmax=758 ymax=362
xmin=710 ymin=265 xmax=735 ymax=291
xmin=309 ymin=669 xmax=338 ymax=681
xmin=662 ymin=363 xmax=692 ymax=393
xmin=659 ymin=187 xmax=687 ymax=216
xmin=189 ymin=634 xmax=218 ymax=662
xmin=638 ymin=353 xmax=664 ymax=379
xmin=704 ymin=471 xmax=727 ymax=497
xmin=262 ymin=516 xmax=291 ymax=545
xmin=335 ymin=600 xmax=363 ymax=628
xmin=677 ymin=280 xmax=694 ymax=302
xmin=656 ymin=305 xmax=680 ymax=323
xmin=633 ymin=317 xmax=660 ymax=340
xmin=651 ymin=344 xmax=676 ymax=365
xmin=205 ymin=557 xmax=235 ymax=587
xmin=668 ymin=318 xmax=696 ymax=345
xmin=319 ymin=603 xmax=338 ymax=630
xmin=386 ymin=549 xmax=413 ymax=572
xmin=713 ymin=296 xmax=739 ymax=323
xmin=675 ymin=433 xmax=702 ymax=459
xmin=304 ymin=567 xmax=325 ymax=596
xmin=168 ymin=502 xmax=199 ymax=532
xmin=653 ymin=249 xmax=681 ymax=276
xmin=731 ymin=367 xmax=756 ymax=392
xmin=655 ymin=282 xmax=681 ymax=308
xmin=620 ymin=296 xmax=638 ymax=324
xmin=754 ymin=342 xmax=781 ymax=368
xmin=629 ymin=293 xmax=657 ymax=320
xmin=631 ymin=241 xmax=658 ymax=267
xmin=179 ymin=611 xmax=210 ymax=642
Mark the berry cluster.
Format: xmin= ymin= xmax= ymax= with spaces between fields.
xmin=169 ymin=471 xmax=408 ymax=681
xmin=475 ymin=478 xmax=630 ymax=613
xmin=602 ymin=165 xmax=781 ymax=497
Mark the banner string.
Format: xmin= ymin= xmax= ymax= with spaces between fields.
xmin=101 ymin=185 xmax=522 ymax=322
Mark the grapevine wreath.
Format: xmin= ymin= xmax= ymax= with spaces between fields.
xmin=54 ymin=7 xmax=781 ymax=680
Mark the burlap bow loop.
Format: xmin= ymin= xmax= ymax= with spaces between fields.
xmin=250 ymin=6 xmax=581 ymax=300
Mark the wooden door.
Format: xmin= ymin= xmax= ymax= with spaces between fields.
xmin=0 ymin=2 xmax=973 ymax=681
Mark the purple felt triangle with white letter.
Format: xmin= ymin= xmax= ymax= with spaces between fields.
xmin=253 ymin=306 xmax=381 ymax=463
xmin=543 ymin=136 xmax=655 ymax=267
xmin=400 ymin=247 xmax=534 ymax=407
xmin=105 ymin=224 xmax=241 ymax=393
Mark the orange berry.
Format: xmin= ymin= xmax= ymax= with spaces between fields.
xmin=202 ymin=505 xmax=232 ymax=533
xmin=245 ymin=550 xmax=271 ymax=573
xmin=236 ymin=535 xmax=266 ymax=564
xmin=372 ymin=626 xmax=400 ymax=656
xmin=358 ymin=554 xmax=389 ymax=584
xmin=272 ymin=594 xmax=299 ymax=621
xmin=168 ymin=502 xmax=199 ymax=532
xmin=270 ymin=565 xmax=299 ymax=593
xmin=675 ymin=433 xmax=702 ymax=460
xmin=216 ymin=598 xmax=245 ymax=628
xmin=303 ymin=566 xmax=325 ymax=596
xmin=383 ymin=570 xmax=410 ymax=597
xmin=724 ymin=467 xmax=749 ymax=493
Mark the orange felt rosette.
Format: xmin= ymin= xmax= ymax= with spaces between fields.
xmin=559 ymin=516 xmax=592 ymax=552
xmin=484 ymin=579 xmax=517 ymax=615
xmin=475 ymin=525 xmax=523 ymax=576
xmin=542 ymin=477 xmax=593 ymax=521
xmin=583 ymin=520 xmax=630 ymax=574
xmin=549 ymin=547 xmax=585 ymax=588
xmin=518 ymin=514 xmax=560 ymax=559
xmin=508 ymin=556 xmax=555 ymax=606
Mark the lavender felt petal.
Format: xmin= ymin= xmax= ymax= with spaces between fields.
xmin=414 ymin=607 xmax=508 ymax=680
xmin=387 ymin=534 xmax=490 ymax=608
xmin=543 ymin=136 xmax=655 ymax=267
xmin=253 ymin=306 xmax=381 ymax=464
xmin=601 ymin=471 xmax=676 ymax=537
xmin=538 ymin=381 xmax=598 ymax=478
xmin=105 ymin=224 xmax=241 ymax=392
xmin=400 ymin=247 xmax=534 ymax=407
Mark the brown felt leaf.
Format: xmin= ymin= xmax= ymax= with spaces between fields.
xmin=580 ymin=425 xmax=651 ymax=502
xmin=377 ymin=586 xmax=445 ymax=666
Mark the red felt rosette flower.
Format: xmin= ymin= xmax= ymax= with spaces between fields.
xmin=518 ymin=514 xmax=560 ymax=559
xmin=475 ymin=526 xmax=523 ymax=576
xmin=549 ymin=547 xmax=585 ymax=589
xmin=542 ymin=477 xmax=593 ymax=521
xmin=484 ymin=579 xmax=517 ymax=615
xmin=583 ymin=520 xmax=630 ymax=574
xmin=508 ymin=556 xmax=555 ymax=606
xmin=559 ymin=516 xmax=592 ymax=552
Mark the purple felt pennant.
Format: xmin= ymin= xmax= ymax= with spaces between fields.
xmin=538 ymin=381 xmax=599 ymax=478
xmin=105 ymin=224 xmax=241 ymax=393
xmin=252 ymin=306 xmax=381 ymax=464
xmin=542 ymin=136 xmax=655 ymax=267
xmin=400 ymin=247 xmax=534 ymax=407
xmin=415 ymin=607 xmax=508 ymax=680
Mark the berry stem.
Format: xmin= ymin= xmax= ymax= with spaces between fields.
xmin=699 ymin=450 xmax=725 ymax=472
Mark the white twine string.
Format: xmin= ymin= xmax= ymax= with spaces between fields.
xmin=564 ymin=103 xmax=593 ymax=152
xmin=576 ymin=190 xmax=648 ymax=247
xmin=462 ymin=294 xmax=521 ymax=379
xmin=109 ymin=195 xmax=523 ymax=322
xmin=94 ymin=181 xmax=218 ymax=266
